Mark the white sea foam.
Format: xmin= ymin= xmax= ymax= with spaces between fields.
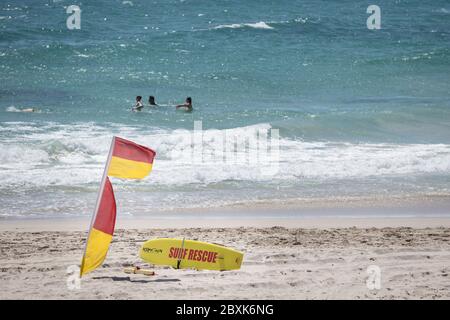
xmin=211 ymin=18 xmax=309 ymax=31
xmin=214 ymin=21 xmax=274 ymax=30
xmin=6 ymin=106 xmax=21 ymax=112
xmin=5 ymin=106 xmax=39 ymax=113
xmin=74 ymin=51 xmax=92 ymax=58
xmin=400 ymin=52 xmax=434 ymax=62
xmin=1 ymin=122 xmax=450 ymax=191
xmin=434 ymin=8 xmax=450 ymax=14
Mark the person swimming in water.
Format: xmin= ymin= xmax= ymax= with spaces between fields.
xmin=133 ymin=96 xmax=144 ymax=111
xmin=148 ymin=95 xmax=158 ymax=106
xmin=176 ymin=97 xmax=193 ymax=111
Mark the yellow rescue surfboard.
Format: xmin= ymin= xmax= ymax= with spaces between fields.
xmin=139 ymin=238 xmax=243 ymax=271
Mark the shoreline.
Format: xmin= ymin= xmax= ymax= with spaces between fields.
xmin=2 ymin=197 xmax=450 ymax=231
xmin=2 ymin=216 xmax=450 ymax=232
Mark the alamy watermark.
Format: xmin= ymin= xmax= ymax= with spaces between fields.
xmin=66 ymin=265 xmax=81 ymax=290
xmin=66 ymin=5 xmax=81 ymax=30
xmin=170 ymin=121 xmax=280 ymax=177
xmin=366 ymin=265 xmax=381 ymax=290
xmin=367 ymin=5 xmax=381 ymax=30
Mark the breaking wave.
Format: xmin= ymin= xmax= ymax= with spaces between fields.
xmin=1 ymin=121 xmax=450 ymax=191
xmin=214 ymin=21 xmax=274 ymax=30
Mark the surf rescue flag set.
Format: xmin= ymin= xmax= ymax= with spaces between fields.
xmin=80 ymin=137 xmax=156 ymax=276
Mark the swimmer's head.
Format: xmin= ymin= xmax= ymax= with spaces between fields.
xmin=186 ymin=97 xmax=192 ymax=104
xmin=136 ymin=96 xmax=142 ymax=101
xmin=149 ymin=96 xmax=156 ymax=104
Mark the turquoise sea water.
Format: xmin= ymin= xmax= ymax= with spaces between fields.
xmin=1 ymin=0 xmax=450 ymax=217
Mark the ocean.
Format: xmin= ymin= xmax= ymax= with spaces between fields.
xmin=1 ymin=0 xmax=450 ymax=218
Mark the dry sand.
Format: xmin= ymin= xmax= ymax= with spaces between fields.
xmin=1 ymin=217 xmax=450 ymax=299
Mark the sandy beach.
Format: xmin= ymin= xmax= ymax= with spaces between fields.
xmin=1 ymin=215 xmax=450 ymax=300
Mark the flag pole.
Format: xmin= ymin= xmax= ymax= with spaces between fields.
xmin=176 ymin=237 xmax=186 ymax=269
xmin=80 ymin=136 xmax=116 ymax=277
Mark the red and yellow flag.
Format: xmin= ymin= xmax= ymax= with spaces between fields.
xmin=80 ymin=137 xmax=156 ymax=276
xmin=108 ymin=137 xmax=156 ymax=179
xmin=80 ymin=177 xmax=116 ymax=276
